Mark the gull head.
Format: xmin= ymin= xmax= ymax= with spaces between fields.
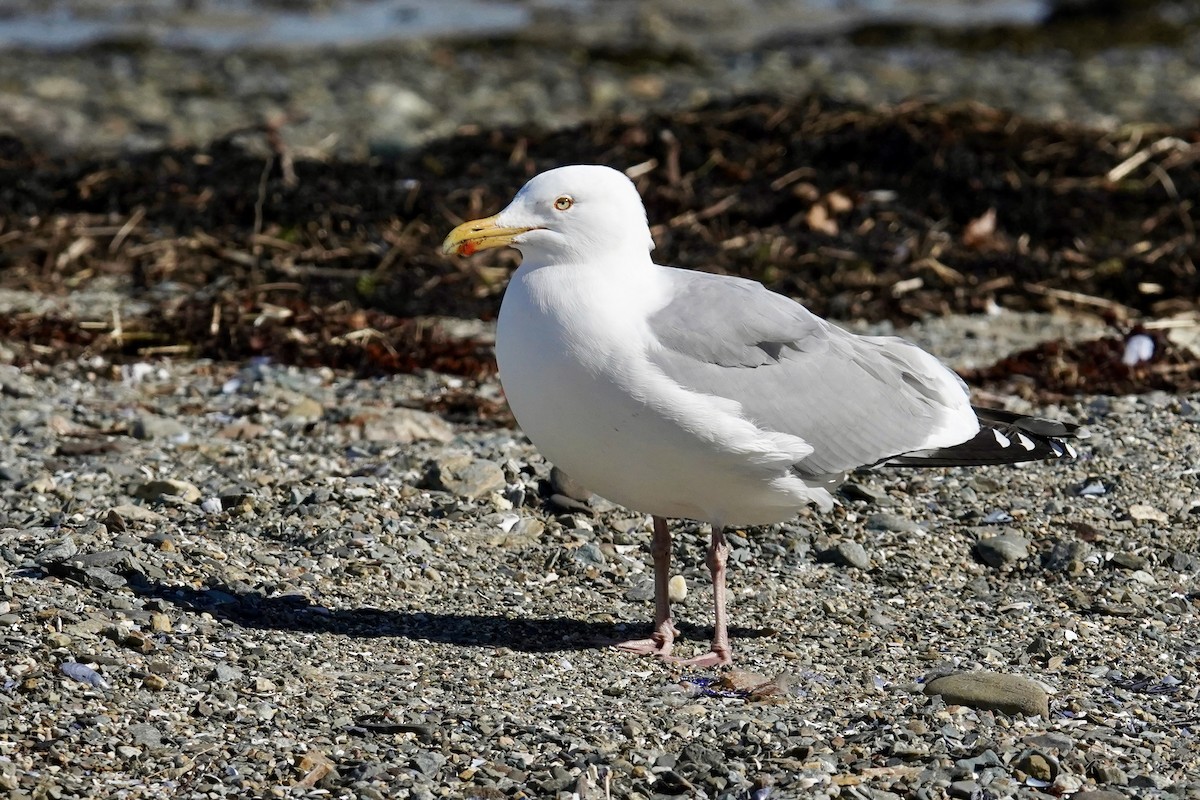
xmin=442 ymin=165 xmax=654 ymax=264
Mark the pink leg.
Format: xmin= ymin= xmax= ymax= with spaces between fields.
xmin=614 ymin=516 xmax=679 ymax=658
xmin=669 ymin=526 xmax=733 ymax=668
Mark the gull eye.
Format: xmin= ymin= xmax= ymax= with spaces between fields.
xmin=553 ymin=195 xmax=574 ymax=211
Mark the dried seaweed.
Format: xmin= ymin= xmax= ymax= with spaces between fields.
xmin=1 ymin=94 xmax=1197 ymax=392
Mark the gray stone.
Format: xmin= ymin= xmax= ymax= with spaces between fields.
xmin=925 ymin=671 xmax=1049 ymax=718
xmin=131 ymin=414 xmax=189 ymax=442
xmin=550 ymin=466 xmax=591 ymax=502
xmin=34 ymin=533 xmax=79 ymax=564
xmin=210 ymin=664 xmax=243 ymax=684
xmin=572 ymin=542 xmax=606 ymax=567
xmin=410 ymin=750 xmax=446 ymax=778
xmin=818 ymin=540 xmax=871 ymax=570
xmin=424 ymin=455 xmax=505 ymax=500
xmin=974 ymin=533 xmax=1030 ymax=567
xmin=1110 ymin=551 xmax=1149 ymax=571
xmin=1089 ymin=763 xmax=1128 ymax=785
xmin=1044 ymin=538 xmax=1090 ymax=571
xmin=127 ymin=723 xmax=163 ymax=749
xmin=839 ymin=482 xmax=891 ymax=504
xmin=948 ymin=780 xmax=981 ymax=799
xmin=865 ymin=513 xmax=920 ymax=532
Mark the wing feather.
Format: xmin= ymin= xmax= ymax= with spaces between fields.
xmin=646 ymin=268 xmax=977 ymax=476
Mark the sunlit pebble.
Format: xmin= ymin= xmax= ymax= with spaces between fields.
xmin=200 ymin=497 xmax=223 ymax=515
xmin=1122 ymin=333 xmax=1154 ymax=366
xmin=221 ymin=377 xmax=242 ymax=394
xmin=668 ymin=575 xmax=687 ymax=603
xmin=121 ymin=362 xmax=156 ymax=385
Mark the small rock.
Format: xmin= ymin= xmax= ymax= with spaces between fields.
xmin=839 ymin=482 xmax=891 ymax=504
xmin=211 ymin=664 xmax=243 ymax=683
xmin=572 ymin=542 xmax=606 ymax=567
xmin=1016 ymin=751 xmax=1056 ymax=781
xmin=1110 ymin=551 xmax=1149 ymax=571
xmin=131 ymin=414 xmax=189 ymax=442
xmin=360 ymin=408 xmax=454 ymax=443
xmin=1127 ymin=504 xmax=1168 ymax=524
xmin=285 ymin=397 xmax=324 ymax=425
xmin=924 ymin=671 xmax=1049 ymax=717
xmin=550 ymin=466 xmax=591 ymax=502
xmin=26 ymin=474 xmax=57 ymax=493
xmin=548 ymin=493 xmax=593 ymax=515
xmin=149 ymin=613 xmax=172 ymax=633
xmin=818 ymin=540 xmax=871 ymax=570
xmin=974 ymin=533 xmax=1030 ymax=567
xmin=424 ymin=455 xmax=505 ymax=500
xmin=107 ymin=504 xmax=167 ymax=525
xmin=35 ymin=533 xmax=79 ymax=564
xmin=45 ymin=632 xmax=72 ymax=649
xmin=143 ymin=674 xmax=168 ymax=691
xmin=127 ymin=723 xmax=162 ymax=749
xmin=1043 ymin=539 xmax=1089 ymax=571
xmin=948 ymin=780 xmax=981 ymax=799
xmin=865 ymin=513 xmax=920 ymax=532
xmin=410 ymin=750 xmax=446 ymax=778
xmin=1089 ymin=763 xmax=1128 ymax=785
xmin=133 ymin=479 xmax=202 ymax=504
xmin=219 ymin=419 xmax=269 ymax=440
xmin=668 ymin=575 xmax=687 ymax=603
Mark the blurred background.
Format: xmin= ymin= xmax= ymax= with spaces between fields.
xmin=1 ymin=0 xmax=1198 ymax=157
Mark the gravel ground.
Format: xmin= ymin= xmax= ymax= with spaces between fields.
xmin=1 ymin=325 xmax=1198 ymax=798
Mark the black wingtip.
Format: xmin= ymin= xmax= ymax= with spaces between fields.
xmin=882 ymin=405 xmax=1083 ymax=468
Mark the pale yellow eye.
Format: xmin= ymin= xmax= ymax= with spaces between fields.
xmin=553 ymin=195 xmax=574 ymax=211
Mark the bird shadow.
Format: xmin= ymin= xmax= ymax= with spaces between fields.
xmin=122 ymin=573 xmax=765 ymax=654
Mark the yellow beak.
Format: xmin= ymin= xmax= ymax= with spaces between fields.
xmin=441 ymin=214 xmax=535 ymax=256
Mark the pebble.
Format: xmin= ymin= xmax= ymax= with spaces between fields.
xmin=133 ymin=479 xmax=202 ymax=504
xmin=973 ymin=533 xmax=1030 ymax=567
xmin=359 ymin=408 xmax=455 ymax=443
xmin=284 ymin=397 xmax=325 ymax=425
xmin=865 ymin=513 xmax=920 ymax=533
xmin=817 ymin=541 xmax=871 ymax=570
xmin=550 ymin=466 xmax=591 ymax=503
xmin=424 ymin=454 xmax=506 ymax=500
xmin=924 ymin=671 xmax=1050 ymax=718
xmin=1127 ymin=504 xmax=1168 ymax=524
xmin=131 ymin=414 xmax=189 ymax=442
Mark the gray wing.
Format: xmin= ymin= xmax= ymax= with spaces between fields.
xmin=647 ymin=268 xmax=974 ymax=477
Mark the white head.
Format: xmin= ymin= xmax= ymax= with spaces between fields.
xmin=442 ymin=165 xmax=655 ymax=265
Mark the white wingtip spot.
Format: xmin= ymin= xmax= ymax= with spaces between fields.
xmin=1016 ymin=433 xmax=1036 ymax=451
xmin=992 ymin=429 xmax=1011 ymax=448
xmin=1066 ymin=443 xmax=1078 ymax=459
xmin=1050 ymin=441 xmax=1065 ymax=457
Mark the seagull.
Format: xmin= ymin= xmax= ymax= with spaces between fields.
xmin=443 ymin=164 xmax=1079 ymax=667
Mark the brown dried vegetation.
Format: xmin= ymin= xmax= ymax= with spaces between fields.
xmin=1 ymin=95 xmax=1198 ymax=396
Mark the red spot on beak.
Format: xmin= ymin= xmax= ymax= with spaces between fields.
xmin=458 ymin=241 xmax=478 ymax=256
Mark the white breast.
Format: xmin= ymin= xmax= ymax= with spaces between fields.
xmin=496 ymin=261 xmax=830 ymax=525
